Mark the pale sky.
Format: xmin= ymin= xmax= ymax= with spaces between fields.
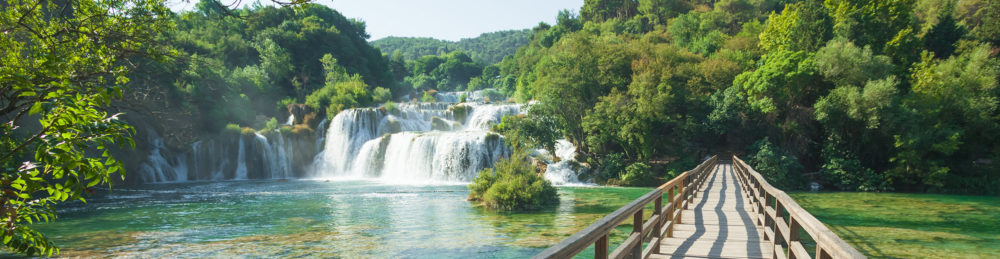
xmin=168 ymin=0 xmax=584 ymax=42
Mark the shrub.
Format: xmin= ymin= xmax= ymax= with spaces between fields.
xmin=481 ymin=89 xmax=505 ymax=103
xmin=276 ymin=97 xmax=297 ymax=113
xmin=747 ymin=138 xmax=804 ymax=189
xmin=383 ymin=101 xmax=399 ymax=114
xmin=459 ymin=93 xmax=468 ymax=103
xmin=468 ymin=153 xmax=558 ymax=211
xmin=618 ymin=162 xmax=654 ymax=186
xmin=224 ymin=123 xmax=242 ymax=134
xmin=373 ymin=87 xmax=392 ymax=103
xmin=289 ymin=124 xmax=312 ymax=135
xmin=264 ymin=117 xmax=279 ymax=132
xmin=597 ymin=153 xmax=627 ymax=183
xmin=820 ymin=142 xmax=891 ymax=191
xmin=421 ymin=91 xmax=437 ymax=102
xmin=664 ymin=156 xmax=698 ymax=180
xmin=240 ymin=127 xmax=256 ymax=135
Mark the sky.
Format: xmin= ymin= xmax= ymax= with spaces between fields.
xmin=168 ymin=0 xmax=584 ymax=42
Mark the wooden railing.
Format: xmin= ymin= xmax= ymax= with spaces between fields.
xmin=732 ymin=155 xmax=865 ymax=259
xmin=533 ymin=155 xmax=719 ymax=259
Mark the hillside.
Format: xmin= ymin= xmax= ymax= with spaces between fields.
xmin=372 ymin=29 xmax=532 ymax=64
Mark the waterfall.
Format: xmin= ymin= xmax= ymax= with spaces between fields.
xmin=254 ymin=132 xmax=294 ymax=179
xmin=136 ymin=129 xmax=300 ymax=183
xmin=543 ymin=140 xmax=594 ymax=186
xmin=135 ymin=91 xmax=526 ymax=184
xmin=285 ymin=114 xmax=295 ymax=125
xmin=465 ymin=104 xmax=520 ymax=130
xmin=343 ymin=131 xmax=508 ymax=182
xmin=138 ymin=131 xmax=187 ymax=183
xmin=310 ymin=100 xmax=521 ymax=183
xmin=235 ymin=137 xmax=248 ymax=180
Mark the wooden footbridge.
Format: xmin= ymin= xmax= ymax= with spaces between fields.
xmin=534 ymin=155 xmax=865 ymax=259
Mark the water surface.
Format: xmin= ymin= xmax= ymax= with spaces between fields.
xmin=38 ymin=180 xmax=649 ymax=258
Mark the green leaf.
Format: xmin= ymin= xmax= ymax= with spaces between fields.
xmin=29 ymin=102 xmax=43 ymax=115
xmin=87 ymin=177 xmax=101 ymax=188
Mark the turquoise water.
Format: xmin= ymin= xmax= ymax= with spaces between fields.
xmin=35 ymin=180 xmax=650 ymax=258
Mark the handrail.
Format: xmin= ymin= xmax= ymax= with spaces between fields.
xmin=732 ymin=155 xmax=866 ymax=259
xmin=533 ymin=155 xmax=719 ymax=259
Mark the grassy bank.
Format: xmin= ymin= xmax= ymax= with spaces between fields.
xmin=789 ymin=192 xmax=1000 ymax=258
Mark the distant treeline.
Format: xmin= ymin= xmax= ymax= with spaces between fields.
xmin=371 ymin=30 xmax=533 ymax=64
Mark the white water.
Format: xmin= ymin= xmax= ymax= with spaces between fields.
xmin=543 ymin=139 xmax=594 ymax=186
xmin=310 ymin=101 xmax=520 ymax=183
xmin=138 ymin=131 xmax=188 ymax=183
xmin=137 ymin=91 xmax=532 ymax=184
xmin=235 ymin=138 xmax=248 ymax=180
xmin=137 ymin=128 xmax=298 ymax=183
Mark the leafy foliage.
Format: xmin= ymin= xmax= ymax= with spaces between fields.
xmin=492 ymin=114 xmax=560 ymax=154
xmin=468 ymin=153 xmax=558 ymax=211
xmin=0 ymin=0 xmax=171 ymax=255
xmin=746 ymin=138 xmax=804 ymax=189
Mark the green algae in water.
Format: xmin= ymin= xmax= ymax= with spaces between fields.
xmin=29 ymin=180 xmax=651 ymax=258
xmin=790 ymin=192 xmax=1000 ymax=259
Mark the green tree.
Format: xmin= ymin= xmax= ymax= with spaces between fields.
xmin=493 ymin=114 xmax=560 ymax=154
xmin=813 ymin=38 xmax=895 ymax=87
xmin=759 ymin=1 xmax=834 ymax=52
xmin=0 ymin=0 xmax=171 ymax=255
xmin=824 ymin=0 xmax=917 ymax=55
xmin=529 ymin=32 xmax=634 ymax=157
xmin=890 ymin=47 xmax=998 ymax=190
xmin=955 ymin=0 xmax=1000 ymax=45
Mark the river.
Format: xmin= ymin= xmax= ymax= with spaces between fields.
xmin=38 ymin=180 xmax=647 ymax=257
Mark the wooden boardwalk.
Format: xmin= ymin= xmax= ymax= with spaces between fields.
xmin=652 ymin=161 xmax=770 ymax=259
xmin=534 ymin=155 xmax=865 ymax=259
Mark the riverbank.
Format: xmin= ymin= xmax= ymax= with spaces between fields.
xmin=790 ymin=192 xmax=1000 ymax=258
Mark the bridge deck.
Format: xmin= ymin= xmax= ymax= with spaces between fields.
xmin=652 ymin=161 xmax=770 ymax=259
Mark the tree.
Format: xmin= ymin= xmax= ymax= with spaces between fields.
xmin=955 ymin=0 xmax=1000 ymax=45
xmin=813 ymin=38 xmax=895 ymax=87
xmin=638 ymin=0 xmax=691 ymax=25
xmin=0 ymin=0 xmax=171 ymax=255
xmin=824 ymin=0 xmax=917 ymax=55
xmin=582 ymin=0 xmax=639 ymax=23
xmin=529 ymin=32 xmax=634 ymax=158
xmin=890 ymin=47 xmax=998 ymax=190
xmin=759 ymin=1 xmax=834 ymax=52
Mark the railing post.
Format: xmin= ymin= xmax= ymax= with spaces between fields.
xmin=632 ymin=209 xmax=643 ymax=259
xmin=596 ymin=234 xmax=608 ymax=259
xmin=816 ymin=246 xmax=832 ymax=259
xmin=667 ymin=187 xmax=676 ymax=237
xmin=789 ymin=216 xmax=801 ymax=259
xmin=653 ymin=195 xmax=663 ymax=254
xmin=773 ymin=201 xmax=785 ymax=259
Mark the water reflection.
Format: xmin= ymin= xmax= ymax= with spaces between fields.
xmin=34 ymin=180 xmax=648 ymax=258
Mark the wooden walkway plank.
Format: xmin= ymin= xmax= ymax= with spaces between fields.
xmin=652 ymin=161 xmax=771 ymax=259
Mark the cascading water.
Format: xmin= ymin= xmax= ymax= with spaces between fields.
xmin=310 ymin=100 xmax=521 ymax=183
xmin=136 ymin=128 xmax=299 ymax=183
xmin=543 ymin=139 xmax=594 ymax=186
xmin=136 ymin=90 xmax=527 ymax=184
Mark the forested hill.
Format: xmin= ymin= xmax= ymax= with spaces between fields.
xmin=371 ymin=29 xmax=532 ymax=63
xmin=124 ymin=2 xmax=397 ymax=149
xmin=484 ymin=0 xmax=1000 ymax=194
